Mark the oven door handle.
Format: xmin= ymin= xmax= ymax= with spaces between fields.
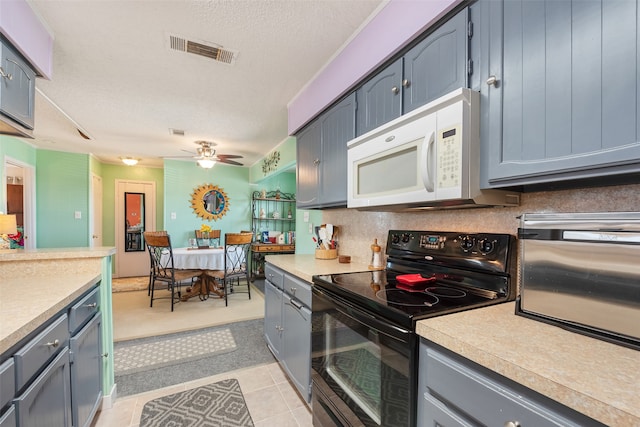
xmin=313 ymin=287 xmax=412 ymax=344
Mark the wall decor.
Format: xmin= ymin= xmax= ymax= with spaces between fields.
xmin=191 ymin=184 xmax=229 ymax=221
xmin=262 ymin=150 xmax=280 ymax=175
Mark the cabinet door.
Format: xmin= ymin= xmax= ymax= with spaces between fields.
xmin=14 ymin=347 xmax=72 ymax=427
xmin=0 ymin=39 xmax=35 ymax=129
xmin=70 ymin=313 xmax=102 ymax=427
xmin=264 ymin=279 xmax=283 ymax=359
xmin=483 ymin=0 xmax=640 ymax=187
xmin=318 ymin=93 xmax=356 ymax=208
xmin=356 ymin=58 xmax=403 ymax=136
xmin=403 ymin=7 xmax=469 ymax=114
xmin=282 ymin=294 xmax=311 ymax=403
xmin=296 ymin=120 xmax=321 ymax=208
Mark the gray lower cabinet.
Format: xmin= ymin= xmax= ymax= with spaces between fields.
xmin=356 ymin=7 xmax=469 ymax=136
xmin=478 ymin=0 xmax=640 ymax=188
xmin=0 ymin=284 xmax=102 ymax=427
xmin=418 ymin=339 xmax=604 ymax=427
xmin=264 ymin=263 xmax=311 ymax=403
xmin=70 ymin=312 xmax=102 ymax=427
xmin=296 ymin=93 xmax=355 ymax=209
xmin=0 ymin=36 xmax=36 ymax=131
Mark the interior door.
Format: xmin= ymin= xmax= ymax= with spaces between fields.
xmin=3 ymin=158 xmax=35 ymax=249
xmin=115 ymin=180 xmax=156 ymax=277
xmin=90 ymin=173 xmax=102 ymax=247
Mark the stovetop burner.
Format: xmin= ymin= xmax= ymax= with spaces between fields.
xmin=312 ymin=230 xmax=517 ymax=329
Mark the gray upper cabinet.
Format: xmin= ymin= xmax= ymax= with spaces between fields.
xmin=480 ymin=0 xmax=640 ymax=188
xmin=296 ymin=93 xmax=355 ymax=209
xmin=356 ymin=7 xmax=469 ymax=136
xmin=0 ymin=37 xmax=36 ymax=131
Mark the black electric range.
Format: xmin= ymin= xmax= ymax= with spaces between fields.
xmin=313 ymin=230 xmax=517 ymax=330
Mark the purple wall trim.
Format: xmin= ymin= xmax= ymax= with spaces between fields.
xmin=287 ymin=0 xmax=462 ymax=135
xmin=0 ymin=0 xmax=53 ymax=79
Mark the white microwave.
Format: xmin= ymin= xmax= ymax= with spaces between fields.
xmin=347 ymin=88 xmax=519 ymax=210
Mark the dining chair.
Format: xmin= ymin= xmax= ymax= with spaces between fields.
xmin=144 ymin=230 xmax=167 ymax=296
xmin=144 ymin=231 xmax=201 ymax=311
xmin=206 ymin=232 xmax=253 ymax=306
xmin=195 ymin=229 xmax=221 ymax=247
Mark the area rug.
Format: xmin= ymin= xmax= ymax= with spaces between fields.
xmin=115 ymin=319 xmax=276 ymax=397
xmin=114 ymin=328 xmax=237 ymax=375
xmin=139 ymin=378 xmax=254 ymax=427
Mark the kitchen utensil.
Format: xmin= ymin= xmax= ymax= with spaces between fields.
xmin=326 ymin=224 xmax=334 ymax=242
xmin=319 ymin=228 xmax=329 ymax=249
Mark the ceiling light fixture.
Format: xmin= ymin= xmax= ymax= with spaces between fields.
xmin=121 ymin=157 xmax=139 ymax=166
xmin=197 ymin=158 xmax=216 ymax=169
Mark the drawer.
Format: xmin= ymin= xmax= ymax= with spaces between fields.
xmin=14 ymin=314 xmax=69 ymax=392
xmin=264 ymin=264 xmax=284 ymax=289
xmin=0 ymin=405 xmax=16 ymax=427
xmin=424 ymin=346 xmax=593 ymax=427
xmin=68 ymin=286 xmax=100 ymax=334
xmin=284 ymin=274 xmax=311 ymax=307
xmin=0 ymin=359 xmax=14 ymax=410
xmin=253 ymin=244 xmax=295 ymax=252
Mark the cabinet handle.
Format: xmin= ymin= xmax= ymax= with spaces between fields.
xmin=504 ymin=422 xmax=521 ymax=427
xmin=46 ymin=339 xmax=60 ymax=348
xmin=290 ymin=287 xmax=297 ymax=294
xmin=313 ymin=158 xmax=320 ymax=165
xmin=84 ymin=302 xmax=98 ymax=308
xmin=0 ymin=67 xmax=12 ymax=80
xmin=101 ymin=353 xmax=109 ymax=358
xmin=486 ymin=75 xmax=499 ymax=87
xmin=402 ymin=79 xmax=410 ymax=88
xmin=391 ymin=86 xmax=399 ymax=94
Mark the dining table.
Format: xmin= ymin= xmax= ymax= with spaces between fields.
xmin=164 ymin=246 xmax=242 ymax=301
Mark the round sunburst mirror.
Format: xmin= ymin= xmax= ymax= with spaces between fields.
xmin=191 ymin=184 xmax=229 ymax=221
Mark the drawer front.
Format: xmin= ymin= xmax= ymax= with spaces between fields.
xmin=68 ymin=286 xmax=100 ymax=334
xmin=14 ymin=314 xmax=69 ymax=391
xmin=0 ymin=359 xmax=14 ymax=410
xmin=421 ymin=393 xmax=474 ymax=427
xmin=425 ymin=346 xmax=589 ymax=427
xmin=264 ymin=263 xmax=284 ymax=289
xmin=284 ymin=274 xmax=311 ymax=307
xmin=14 ymin=347 xmax=71 ymax=427
xmin=0 ymin=405 xmax=16 ymax=427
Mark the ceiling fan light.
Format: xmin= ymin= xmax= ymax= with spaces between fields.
xmin=121 ymin=157 xmax=139 ymax=166
xmin=197 ymin=158 xmax=216 ymax=169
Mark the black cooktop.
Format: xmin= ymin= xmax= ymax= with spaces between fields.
xmin=313 ymin=269 xmax=507 ymax=330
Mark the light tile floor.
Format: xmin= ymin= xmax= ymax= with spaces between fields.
xmin=91 ymin=362 xmax=312 ymax=427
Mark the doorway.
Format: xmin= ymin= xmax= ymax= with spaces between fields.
xmin=115 ymin=179 xmax=156 ymax=278
xmin=3 ymin=157 xmax=35 ymax=249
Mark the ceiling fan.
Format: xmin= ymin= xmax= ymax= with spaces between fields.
xmin=172 ymin=140 xmax=244 ymax=168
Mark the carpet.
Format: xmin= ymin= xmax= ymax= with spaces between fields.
xmin=114 ymin=327 xmax=237 ymax=375
xmin=139 ymin=378 xmax=254 ymax=427
xmin=115 ymin=319 xmax=276 ymax=396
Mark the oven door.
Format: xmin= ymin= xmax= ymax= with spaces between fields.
xmin=311 ymin=286 xmax=416 ymax=427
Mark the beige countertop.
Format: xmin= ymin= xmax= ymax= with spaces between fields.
xmin=416 ymin=302 xmax=640 ymax=427
xmin=0 ymin=247 xmax=115 ymax=354
xmin=265 ymin=253 xmax=372 ymax=282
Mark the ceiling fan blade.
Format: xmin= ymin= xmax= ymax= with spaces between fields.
xmin=217 ymin=154 xmax=243 ymax=159
xmin=218 ymin=158 xmax=244 ymax=166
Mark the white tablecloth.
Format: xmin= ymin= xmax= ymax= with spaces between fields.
xmin=166 ymin=247 xmax=242 ymax=270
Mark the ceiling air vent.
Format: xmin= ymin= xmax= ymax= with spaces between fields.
xmin=169 ymin=34 xmax=238 ymax=65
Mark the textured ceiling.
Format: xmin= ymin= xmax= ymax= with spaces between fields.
xmin=26 ymin=0 xmax=384 ymax=168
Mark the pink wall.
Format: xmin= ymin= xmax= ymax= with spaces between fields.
xmin=0 ymin=0 xmax=53 ymax=79
xmin=287 ymin=0 xmax=461 ymax=134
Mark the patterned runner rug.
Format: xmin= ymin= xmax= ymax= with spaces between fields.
xmin=114 ymin=328 xmax=237 ymax=375
xmin=139 ymin=378 xmax=254 ymax=427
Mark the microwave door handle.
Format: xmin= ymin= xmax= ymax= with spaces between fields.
xmin=421 ymin=131 xmax=436 ymax=192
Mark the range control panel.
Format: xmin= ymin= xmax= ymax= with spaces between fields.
xmin=386 ymin=230 xmax=515 ymax=273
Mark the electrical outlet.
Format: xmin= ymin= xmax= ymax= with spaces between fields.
xmin=304 ymin=211 xmax=309 ymax=222
xmin=309 ymin=222 xmax=313 ymax=234
xmin=171 ymin=212 xmax=177 ymax=220
xmin=74 ymin=211 xmax=82 ymax=219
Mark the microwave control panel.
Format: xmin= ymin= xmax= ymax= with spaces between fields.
xmin=437 ymin=124 xmax=462 ymax=189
